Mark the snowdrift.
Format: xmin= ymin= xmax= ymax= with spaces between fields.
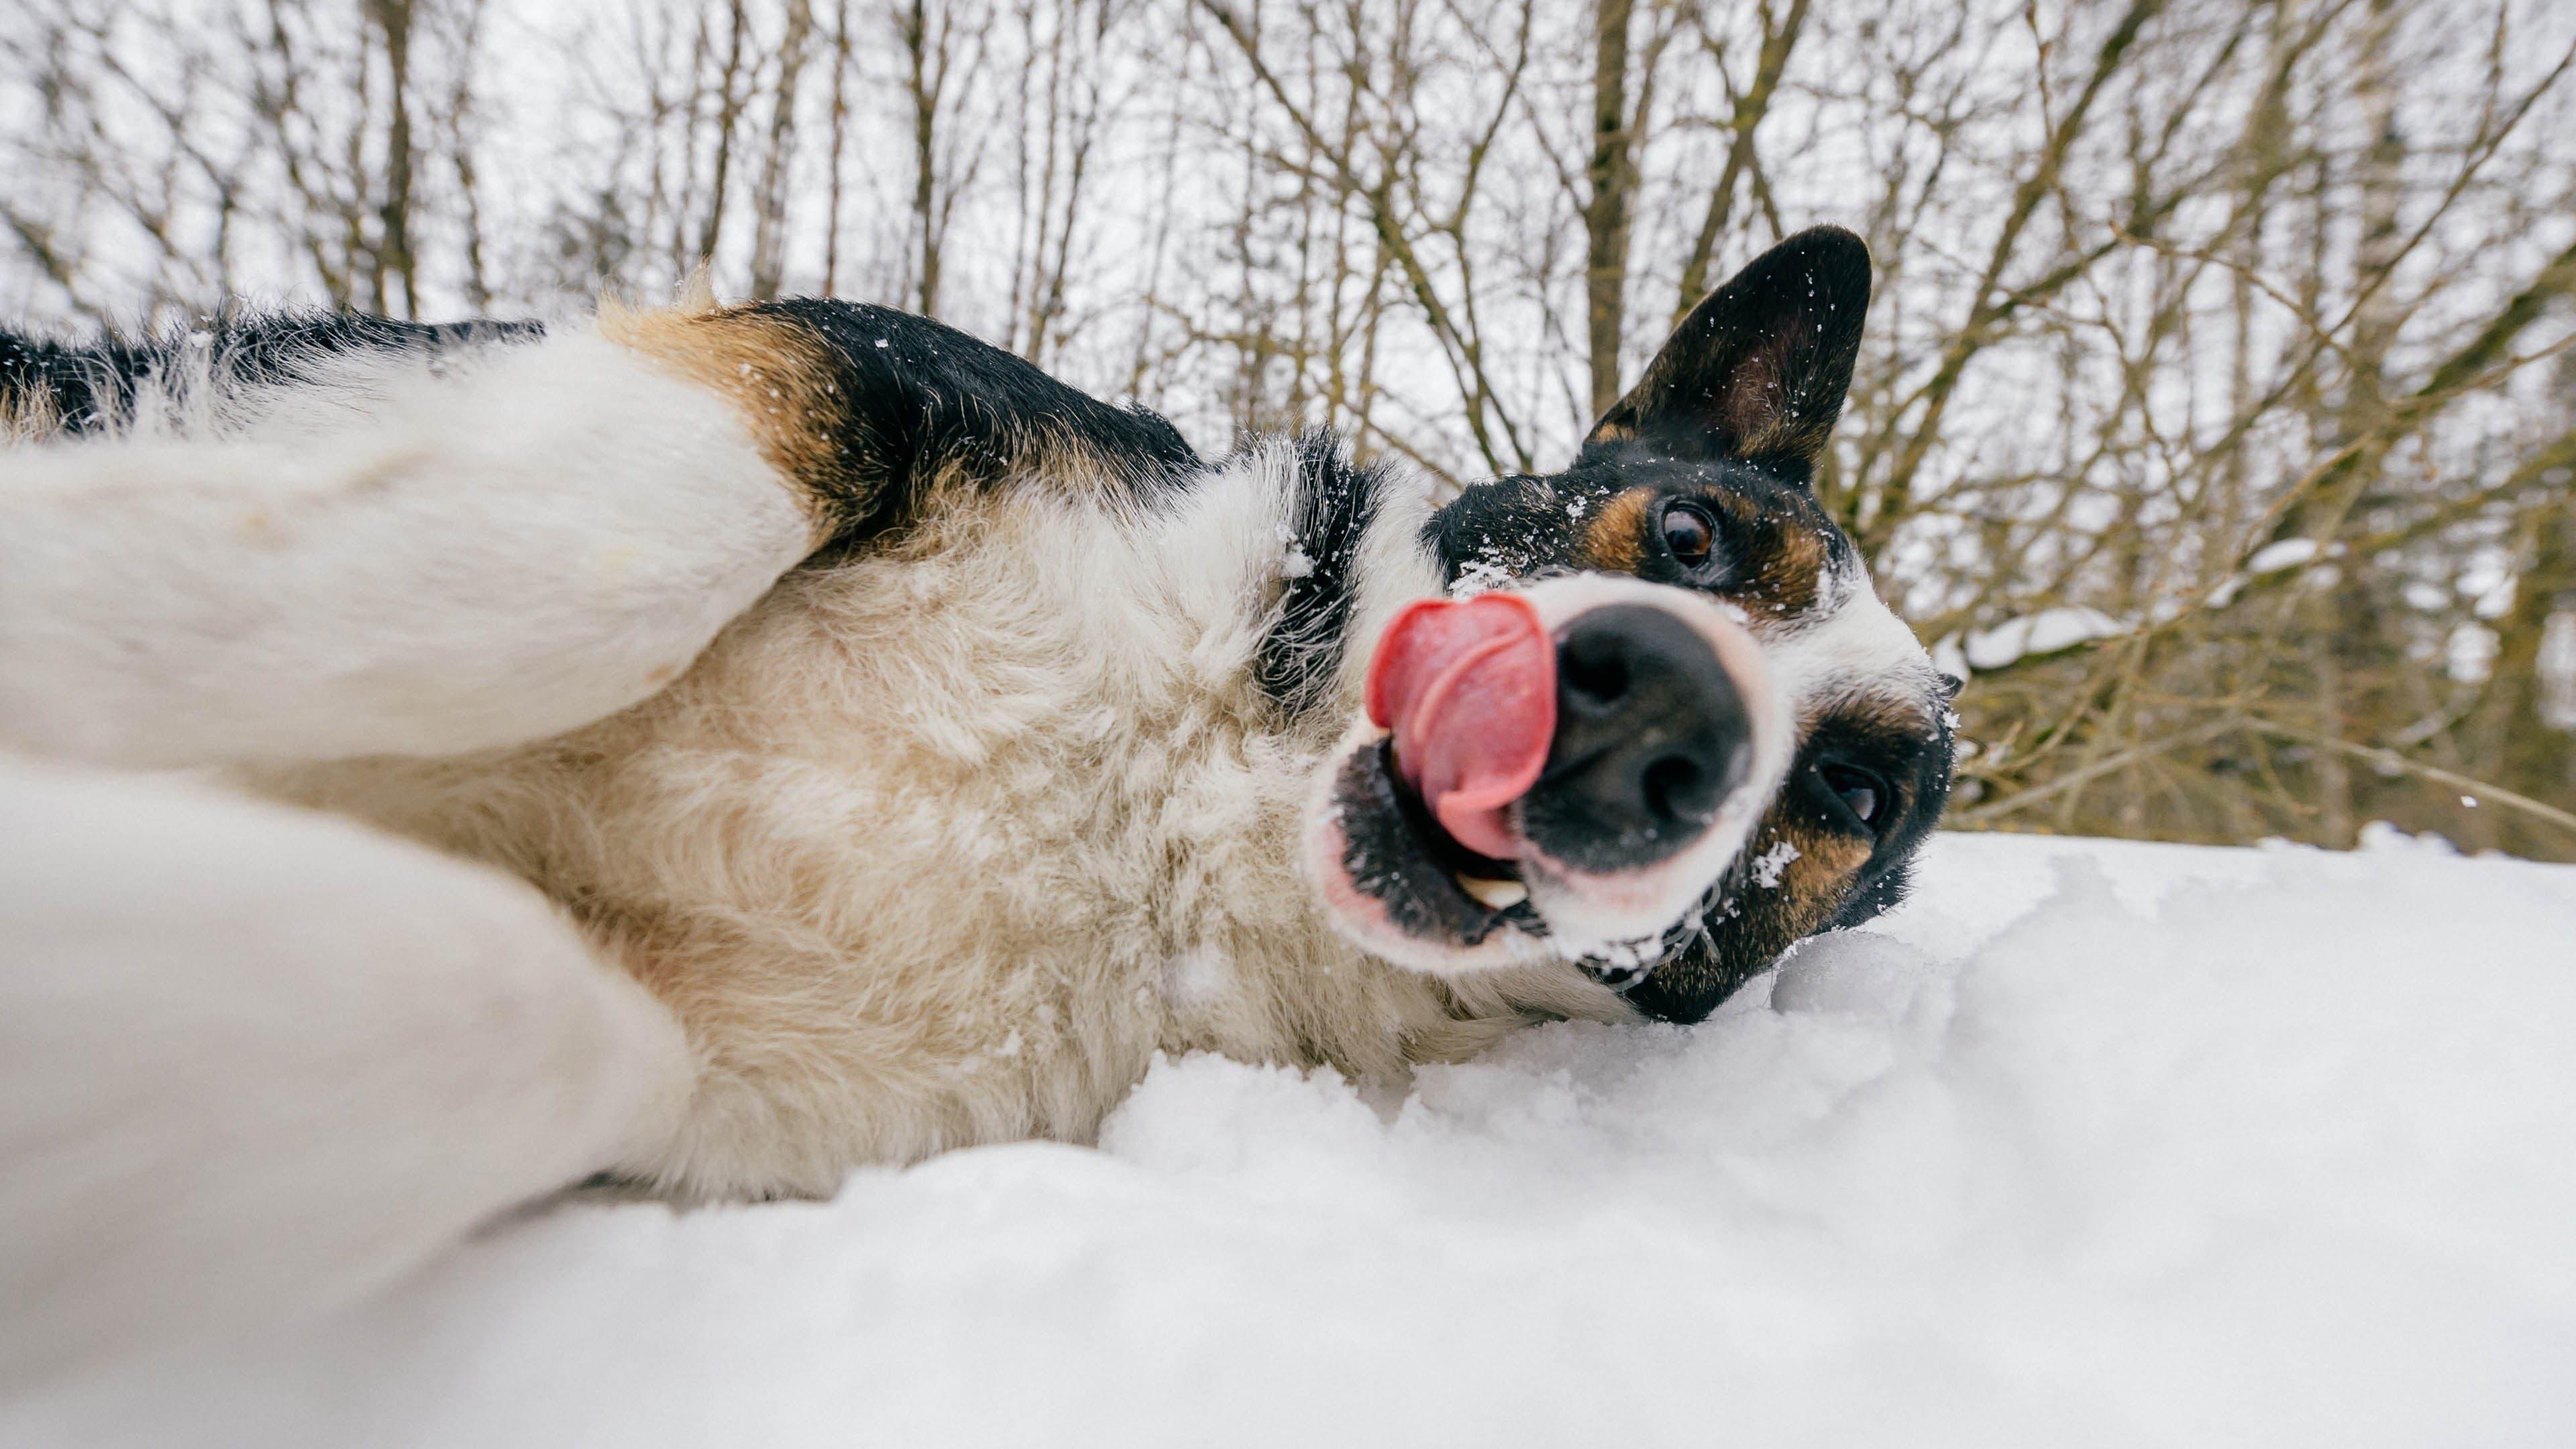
xmin=8 ymin=830 xmax=2574 ymax=1448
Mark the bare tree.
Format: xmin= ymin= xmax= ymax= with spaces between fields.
xmin=896 ymin=0 xmax=987 ymax=316
xmin=5 ymin=0 xmax=2574 ymax=855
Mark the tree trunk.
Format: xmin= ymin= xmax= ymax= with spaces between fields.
xmin=903 ymin=0 xmax=943 ymax=317
xmin=1583 ymin=0 xmax=1636 ymax=421
xmin=696 ymin=0 xmax=751 ymax=268
xmin=368 ymin=0 xmax=417 ymax=319
xmin=822 ymin=0 xmax=852 ymax=296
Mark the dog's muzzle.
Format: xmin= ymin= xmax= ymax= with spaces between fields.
xmin=1519 ymin=603 xmax=1753 ymax=873
xmin=1303 ymin=574 xmax=1790 ymax=977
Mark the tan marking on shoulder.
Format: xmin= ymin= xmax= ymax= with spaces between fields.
xmin=598 ymin=289 xmax=853 ymax=539
xmin=1582 ymin=486 xmax=1655 ymax=574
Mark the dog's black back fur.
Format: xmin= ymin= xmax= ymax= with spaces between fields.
xmin=0 ymin=312 xmax=537 ymax=434
xmin=741 ymin=300 xmax=1201 ymax=546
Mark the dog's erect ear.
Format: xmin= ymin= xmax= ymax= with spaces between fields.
xmin=1582 ymin=226 xmax=1870 ymax=481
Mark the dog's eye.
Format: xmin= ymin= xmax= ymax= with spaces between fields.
xmin=1819 ymin=763 xmax=1890 ymax=830
xmin=1660 ymin=500 xmax=1716 ymax=568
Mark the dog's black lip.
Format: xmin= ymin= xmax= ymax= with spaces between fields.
xmin=1346 ymin=743 xmax=1546 ymax=945
xmin=1341 ymin=739 xmax=1716 ymax=990
xmin=1381 ymin=741 xmax=1521 ymax=883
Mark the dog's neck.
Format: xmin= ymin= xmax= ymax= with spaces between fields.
xmin=1116 ymin=443 xmax=1629 ymax=1065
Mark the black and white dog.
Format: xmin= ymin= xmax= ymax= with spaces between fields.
xmin=0 ymin=227 xmax=1952 ymax=1387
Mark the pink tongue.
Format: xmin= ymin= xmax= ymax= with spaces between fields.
xmin=1364 ymin=594 xmax=1558 ymax=861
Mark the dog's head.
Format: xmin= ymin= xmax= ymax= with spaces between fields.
xmin=1303 ymin=227 xmax=1955 ymax=1022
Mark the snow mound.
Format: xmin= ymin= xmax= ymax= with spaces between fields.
xmin=8 ymin=833 xmax=2575 ymax=1448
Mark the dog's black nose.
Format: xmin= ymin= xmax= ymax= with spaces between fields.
xmin=1519 ymin=604 xmax=1752 ymax=872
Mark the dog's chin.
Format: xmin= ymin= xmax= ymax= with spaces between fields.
xmin=1299 ymin=716 xmax=1754 ymax=980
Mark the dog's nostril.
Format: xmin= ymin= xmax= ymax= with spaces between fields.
xmin=1641 ymin=754 xmax=1706 ymax=824
xmin=1560 ymin=643 xmax=1630 ymax=709
xmin=1644 ymin=738 xmax=1753 ymax=825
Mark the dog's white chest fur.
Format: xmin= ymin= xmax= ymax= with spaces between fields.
xmin=260 ymin=456 xmax=1607 ymax=1197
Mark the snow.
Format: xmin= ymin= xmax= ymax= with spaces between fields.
xmin=2245 ymin=538 xmax=2326 ymax=575
xmin=1748 ymin=836 xmax=1801 ymax=887
xmin=1958 ymin=606 xmax=2126 ymax=672
xmin=8 ymin=830 xmax=2576 ymax=1448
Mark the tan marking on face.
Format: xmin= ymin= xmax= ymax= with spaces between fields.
xmin=1621 ymin=800 xmax=1873 ymax=1020
xmin=1688 ymin=490 xmax=1830 ymax=622
xmin=1582 ymin=486 xmax=1654 ymax=574
xmin=1815 ymin=682 xmax=1939 ymax=743
xmin=600 ymin=294 xmax=852 ymax=539
xmin=1764 ymin=812 xmax=1874 ymax=934
xmin=1743 ymin=517 xmax=1831 ymax=617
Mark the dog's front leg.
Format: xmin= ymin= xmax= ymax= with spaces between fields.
xmin=0 ymin=328 xmax=820 ymax=769
xmin=0 ymin=755 xmax=695 ymax=1393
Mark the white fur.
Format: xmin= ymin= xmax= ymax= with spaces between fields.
xmin=0 ymin=753 xmax=691 ymax=1391
xmin=0 ymin=331 xmax=812 ymax=767
xmin=0 ymin=325 xmax=806 ymax=1387
xmin=1760 ymin=574 xmax=1948 ymax=724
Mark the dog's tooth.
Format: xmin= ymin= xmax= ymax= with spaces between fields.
xmin=1457 ymin=874 xmax=1528 ymax=910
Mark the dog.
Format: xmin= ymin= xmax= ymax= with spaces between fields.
xmin=0 ymin=226 xmax=1953 ymax=1388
